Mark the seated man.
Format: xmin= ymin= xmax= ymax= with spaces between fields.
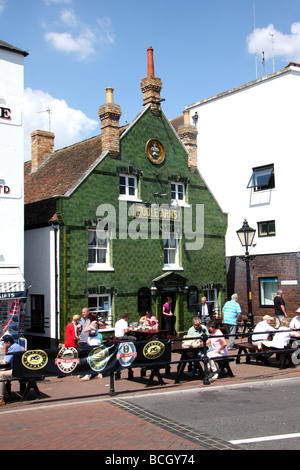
xmin=0 ymin=334 xmax=24 ymax=406
xmin=290 ymin=308 xmax=300 ymax=338
xmin=186 ymin=317 xmax=210 ymax=377
xmin=252 ymin=315 xmax=278 ymax=347
xmin=187 ymin=317 xmax=209 ymax=339
xmin=259 ymin=319 xmax=292 ymax=349
xmin=114 ymin=313 xmax=136 ymax=341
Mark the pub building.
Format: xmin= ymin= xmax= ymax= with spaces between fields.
xmin=24 ymin=48 xmax=227 ymax=348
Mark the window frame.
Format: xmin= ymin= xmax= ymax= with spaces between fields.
xmin=171 ymin=181 xmax=186 ymax=206
xmin=247 ymin=164 xmax=275 ymax=192
xmin=88 ymin=227 xmax=113 ymax=271
xmin=88 ymin=294 xmax=112 ymax=327
xmin=258 ymin=220 xmax=276 ymax=237
xmin=259 ymin=277 xmax=278 ymax=307
xmin=163 ymin=230 xmax=181 ymax=270
xmin=119 ymin=173 xmax=139 ymax=201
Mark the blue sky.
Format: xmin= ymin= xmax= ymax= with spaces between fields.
xmin=1 ymin=0 xmax=300 ymax=160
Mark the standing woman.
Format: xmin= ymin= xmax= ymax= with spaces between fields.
xmin=162 ymin=297 xmax=174 ymax=334
xmin=84 ymin=313 xmax=104 ymax=346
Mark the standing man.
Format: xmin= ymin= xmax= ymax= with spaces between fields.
xmin=222 ymin=293 xmax=242 ymax=350
xmin=274 ymin=290 xmax=287 ymax=327
xmin=77 ymin=307 xmax=90 ymax=346
xmin=0 ymin=334 xmax=23 ymax=406
xmin=196 ymin=297 xmax=213 ymax=325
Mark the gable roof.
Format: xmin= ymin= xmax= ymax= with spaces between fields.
xmin=24 ymin=134 xmax=104 ymax=205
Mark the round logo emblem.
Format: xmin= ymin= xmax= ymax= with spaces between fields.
xmin=146 ymin=139 xmax=164 ymax=164
xmin=117 ymin=342 xmax=137 ymax=367
xmin=143 ymin=340 xmax=165 ymax=360
xmin=22 ymin=350 xmax=48 ymax=370
xmin=55 ymin=347 xmax=79 ymax=374
xmin=87 ymin=345 xmax=110 ymax=372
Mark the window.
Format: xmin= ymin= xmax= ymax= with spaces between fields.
xmin=88 ymin=294 xmax=112 ymax=327
xmin=247 ymin=164 xmax=275 ymax=192
xmin=30 ymin=294 xmax=45 ymax=332
xmin=163 ymin=231 xmax=180 ymax=269
xmin=119 ymin=174 xmax=138 ymax=200
xmin=259 ymin=278 xmax=278 ymax=306
xmin=171 ymin=182 xmax=186 ymax=206
xmin=88 ymin=228 xmax=112 ymax=270
xmin=258 ymin=220 xmax=276 ymax=237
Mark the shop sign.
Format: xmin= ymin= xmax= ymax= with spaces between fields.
xmin=0 ymin=106 xmax=22 ymax=126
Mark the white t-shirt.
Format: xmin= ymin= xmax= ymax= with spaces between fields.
xmin=115 ymin=318 xmax=127 ymax=338
xmin=252 ymin=321 xmax=275 ymax=344
xmin=271 ymin=327 xmax=292 ymax=348
xmin=290 ymin=315 xmax=300 ymax=330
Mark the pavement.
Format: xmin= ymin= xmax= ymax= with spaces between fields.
xmin=1 ymin=345 xmax=300 ymax=451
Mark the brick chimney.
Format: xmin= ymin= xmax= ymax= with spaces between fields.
xmin=31 ymin=130 xmax=55 ymax=171
xmin=98 ymin=87 xmax=122 ymax=159
xmin=140 ymin=46 xmax=162 ymax=116
xmin=178 ymin=110 xmax=198 ymax=173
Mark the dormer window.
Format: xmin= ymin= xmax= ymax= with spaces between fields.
xmin=247 ymin=164 xmax=275 ymax=192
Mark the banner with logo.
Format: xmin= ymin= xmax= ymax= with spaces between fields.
xmin=11 ymin=339 xmax=172 ymax=378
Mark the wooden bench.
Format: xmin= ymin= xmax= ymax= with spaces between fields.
xmin=1 ymin=376 xmax=45 ymax=401
xmin=214 ymin=357 xmax=235 ymax=378
xmin=235 ymin=342 xmax=295 ymax=369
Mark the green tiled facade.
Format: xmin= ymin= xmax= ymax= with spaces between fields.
xmin=57 ymin=106 xmax=227 ymax=339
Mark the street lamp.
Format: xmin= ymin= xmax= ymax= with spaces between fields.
xmin=236 ymin=219 xmax=256 ymax=329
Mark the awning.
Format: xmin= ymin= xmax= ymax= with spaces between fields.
xmin=0 ymin=268 xmax=26 ymax=299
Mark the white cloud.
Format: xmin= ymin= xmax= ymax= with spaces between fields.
xmin=44 ymin=8 xmax=114 ymax=59
xmin=24 ymin=88 xmax=98 ymax=161
xmin=0 ymin=0 xmax=5 ymax=14
xmin=247 ymin=22 xmax=300 ymax=63
xmin=45 ymin=29 xmax=96 ymax=59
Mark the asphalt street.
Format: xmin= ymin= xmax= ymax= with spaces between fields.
xmin=128 ymin=378 xmax=300 ymax=450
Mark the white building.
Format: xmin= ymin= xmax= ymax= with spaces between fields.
xmin=0 ymin=40 xmax=28 ymax=339
xmin=184 ymin=63 xmax=300 ymax=319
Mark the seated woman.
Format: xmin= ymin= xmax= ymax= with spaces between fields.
xmin=259 ymin=318 xmax=292 ymax=349
xmin=139 ymin=311 xmax=152 ymax=327
xmin=206 ymin=320 xmax=228 ymax=380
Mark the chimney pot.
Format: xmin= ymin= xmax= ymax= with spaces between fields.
xmin=147 ymin=46 xmax=154 ymax=76
xmin=106 ymin=87 xmax=114 ymax=104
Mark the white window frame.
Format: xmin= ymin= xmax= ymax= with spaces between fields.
xmin=119 ymin=174 xmax=140 ymax=201
xmin=88 ymin=228 xmax=114 ymax=271
xmin=88 ymin=294 xmax=113 ymax=328
xmin=163 ymin=231 xmax=182 ymax=270
xmin=171 ymin=182 xmax=188 ymax=207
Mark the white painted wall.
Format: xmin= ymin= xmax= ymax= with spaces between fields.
xmin=187 ymin=66 xmax=300 ymax=257
xmin=0 ymin=47 xmax=25 ymax=270
xmin=24 ymin=226 xmax=59 ymax=341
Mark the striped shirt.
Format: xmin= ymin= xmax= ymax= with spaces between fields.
xmin=222 ymin=299 xmax=242 ymax=325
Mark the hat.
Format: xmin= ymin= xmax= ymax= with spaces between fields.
xmin=150 ymin=316 xmax=158 ymax=323
xmin=1 ymin=334 xmax=14 ymax=343
xmin=263 ymin=315 xmax=273 ymax=321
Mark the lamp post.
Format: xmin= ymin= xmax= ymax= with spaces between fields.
xmin=236 ymin=219 xmax=256 ymax=329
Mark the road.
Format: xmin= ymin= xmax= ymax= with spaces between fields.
xmin=1 ymin=377 xmax=300 ymax=451
xmin=126 ymin=377 xmax=300 ymax=450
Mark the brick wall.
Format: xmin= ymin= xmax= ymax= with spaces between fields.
xmin=226 ymin=252 xmax=300 ymax=323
